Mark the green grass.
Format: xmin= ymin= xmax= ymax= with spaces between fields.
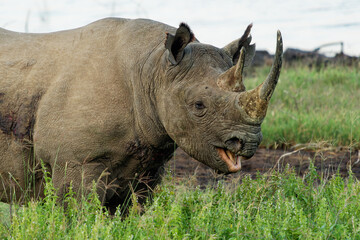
xmin=246 ymin=66 xmax=360 ymax=149
xmin=0 ymin=202 xmax=11 ymax=231
xmin=1 ymin=164 xmax=360 ymax=239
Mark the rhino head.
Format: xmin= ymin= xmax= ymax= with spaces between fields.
xmin=158 ymin=23 xmax=282 ymax=173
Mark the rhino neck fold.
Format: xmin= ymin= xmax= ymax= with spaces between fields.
xmin=131 ymin=39 xmax=174 ymax=149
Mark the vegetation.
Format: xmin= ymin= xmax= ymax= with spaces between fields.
xmin=1 ymin=66 xmax=359 ymax=239
xmin=246 ymin=66 xmax=360 ymax=149
xmin=1 ymin=164 xmax=360 ymax=239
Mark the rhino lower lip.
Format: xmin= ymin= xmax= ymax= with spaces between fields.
xmin=216 ymin=148 xmax=242 ymax=173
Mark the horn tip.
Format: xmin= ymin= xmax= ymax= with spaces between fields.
xmin=277 ymin=30 xmax=282 ymax=42
xmin=276 ymin=30 xmax=283 ymax=53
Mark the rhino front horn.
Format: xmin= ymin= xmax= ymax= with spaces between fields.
xmin=260 ymin=30 xmax=283 ymax=101
xmin=237 ymin=31 xmax=283 ymax=120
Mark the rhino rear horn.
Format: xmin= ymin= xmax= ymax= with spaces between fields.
xmin=217 ymin=47 xmax=247 ymax=92
xmin=217 ymin=24 xmax=256 ymax=92
xmin=165 ymin=23 xmax=195 ymax=65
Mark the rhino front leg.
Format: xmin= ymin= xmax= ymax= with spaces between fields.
xmin=49 ymin=159 xmax=117 ymax=207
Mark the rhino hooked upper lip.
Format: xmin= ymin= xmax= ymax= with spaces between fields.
xmin=216 ymin=147 xmax=244 ymax=172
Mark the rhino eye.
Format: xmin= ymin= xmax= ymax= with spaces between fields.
xmin=195 ymin=101 xmax=205 ymax=110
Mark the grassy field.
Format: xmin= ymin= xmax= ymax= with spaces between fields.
xmin=1 ymin=66 xmax=360 ymax=239
xmin=247 ymin=65 xmax=360 ymax=149
xmin=1 ymin=166 xmax=360 ymax=239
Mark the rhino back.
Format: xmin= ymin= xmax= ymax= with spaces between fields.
xmin=0 ymin=18 xmax=124 ymax=141
xmin=0 ymin=17 xmax=172 ymax=141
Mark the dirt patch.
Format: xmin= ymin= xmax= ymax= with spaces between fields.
xmin=166 ymin=147 xmax=360 ymax=187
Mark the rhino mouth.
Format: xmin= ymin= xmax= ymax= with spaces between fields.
xmin=216 ymin=147 xmax=243 ymax=173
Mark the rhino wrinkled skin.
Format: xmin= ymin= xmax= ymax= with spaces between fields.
xmin=0 ymin=18 xmax=282 ymax=212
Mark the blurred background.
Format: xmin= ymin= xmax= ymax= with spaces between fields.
xmin=0 ymin=0 xmax=359 ymax=56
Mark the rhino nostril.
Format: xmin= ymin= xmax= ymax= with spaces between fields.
xmin=225 ymin=137 xmax=243 ymax=152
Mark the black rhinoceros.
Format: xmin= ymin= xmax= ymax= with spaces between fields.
xmin=0 ymin=18 xmax=282 ymax=212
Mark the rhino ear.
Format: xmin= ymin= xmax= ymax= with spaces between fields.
xmin=222 ymin=23 xmax=255 ymax=67
xmin=165 ymin=23 xmax=195 ymax=65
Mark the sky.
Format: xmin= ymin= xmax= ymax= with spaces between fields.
xmin=1 ymin=0 xmax=359 ymax=56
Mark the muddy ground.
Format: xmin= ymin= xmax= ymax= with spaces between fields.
xmin=165 ymin=147 xmax=360 ymax=187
